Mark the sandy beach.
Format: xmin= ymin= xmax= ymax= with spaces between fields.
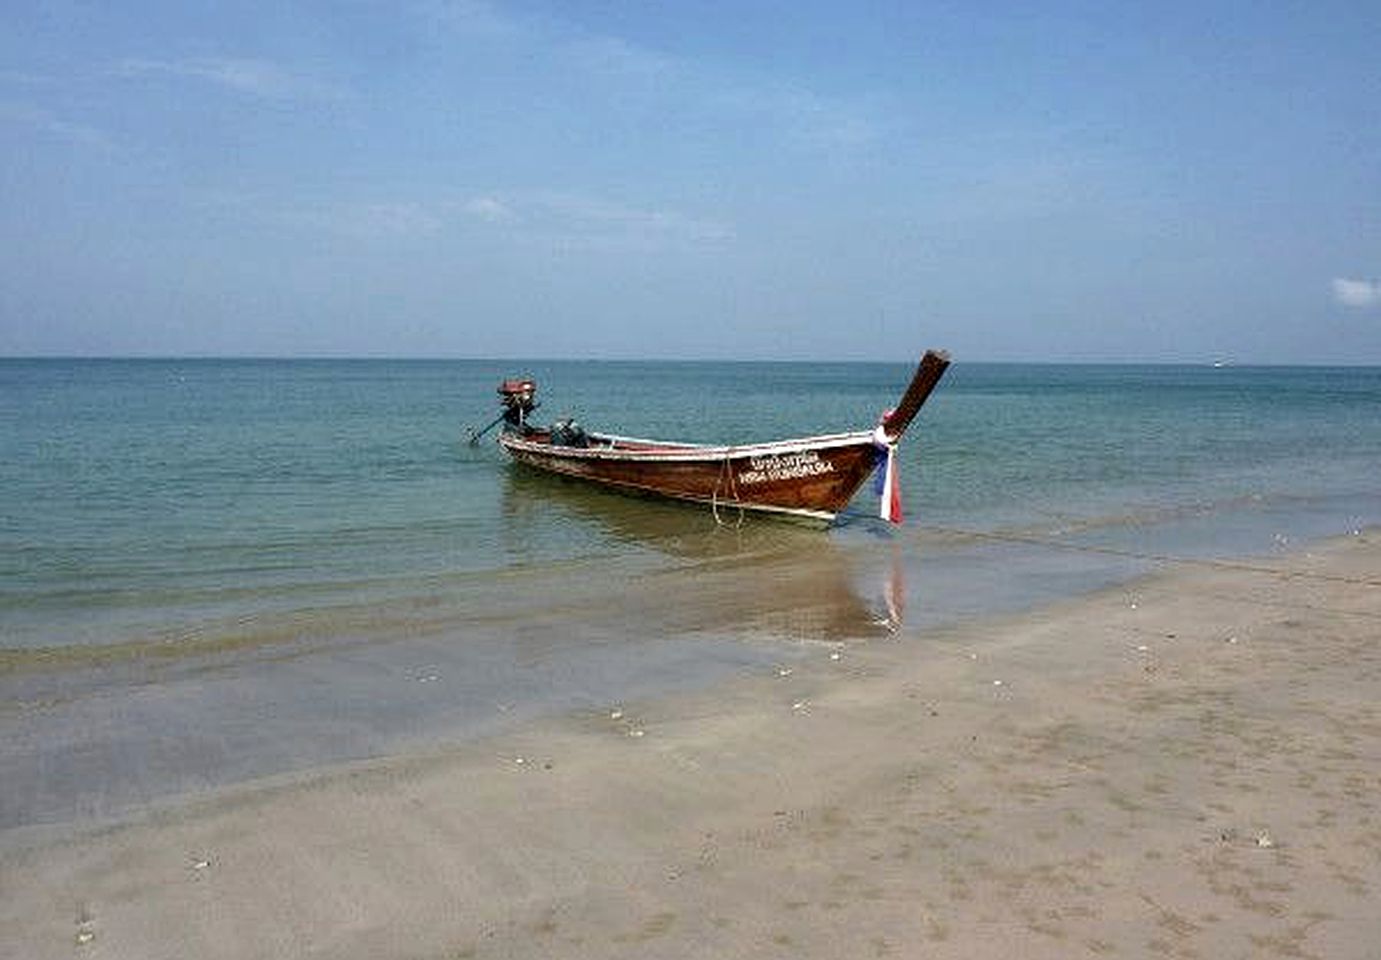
xmin=3 ymin=532 xmax=1379 ymax=959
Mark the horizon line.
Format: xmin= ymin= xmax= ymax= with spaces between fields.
xmin=3 ymin=354 xmax=1381 ymax=368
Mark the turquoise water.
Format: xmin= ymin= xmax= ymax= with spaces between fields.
xmin=4 ymin=359 xmax=1379 ymax=649
xmin=3 ymin=358 xmax=1379 ymax=826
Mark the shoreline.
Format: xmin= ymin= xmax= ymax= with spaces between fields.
xmin=4 ymin=475 xmax=1375 ymax=836
xmin=3 ymin=530 xmax=1379 ymax=958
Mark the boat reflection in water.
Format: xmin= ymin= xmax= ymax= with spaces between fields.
xmin=501 ymin=468 xmax=905 ymax=646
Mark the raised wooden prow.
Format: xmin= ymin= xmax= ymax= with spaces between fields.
xmin=881 ymin=350 xmax=951 ymax=440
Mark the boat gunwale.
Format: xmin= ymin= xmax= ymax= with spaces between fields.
xmin=497 ymin=429 xmax=879 ymax=463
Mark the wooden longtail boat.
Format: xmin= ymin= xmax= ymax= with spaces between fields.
xmin=492 ymin=350 xmax=950 ymax=525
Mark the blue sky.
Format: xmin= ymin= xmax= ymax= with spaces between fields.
xmin=2 ymin=1 xmax=1379 ymax=361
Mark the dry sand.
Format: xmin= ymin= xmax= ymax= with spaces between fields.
xmin=3 ymin=533 xmax=1380 ymax=959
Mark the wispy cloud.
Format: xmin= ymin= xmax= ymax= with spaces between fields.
xmin=281 ymin=200 xmax=446 ymax=239
xmin=563 ymin=34 xmax=674 ymax=82
xmin=116 ymin=57 xmax=341 ymax=101
xmin=412 ymin=0 xmax=518 ymax=38
xmin=1332 ymin=277 xmax=1381 ymax=308
xmin=211 ymin=188 xmax=731 ymax=248
xmin=463 ymin=196 xmax=514 ymax=223
xmin=454 ymin=191 xmax=735 ymax=246
xmin=0 ymin=101 xmax=114 ymax=152
xmin=417 ymin=3 xmax=879 ymax=153
xmin=0 ymin=69 xmax=55 ymax=87
xmin=199 ymin=191 xmax=445 ymax=240
xmin=709 ymin=81 xmax=879 ymax=151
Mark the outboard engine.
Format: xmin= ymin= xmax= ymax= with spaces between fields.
xmin=498 ymin=378 xmax=538 ymax=433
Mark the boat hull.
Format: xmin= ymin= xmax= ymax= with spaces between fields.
xmin=498 ymin=431 xmax=883 ymax=523
xmin=489 ymin=350 xmax=950 ymax=525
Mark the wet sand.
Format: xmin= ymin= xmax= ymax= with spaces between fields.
xmin=3 ymin=533 xmax=1379 ymax=959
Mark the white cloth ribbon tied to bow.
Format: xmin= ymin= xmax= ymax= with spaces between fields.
xmin=872 ymin=413 xmax=903 ymax=524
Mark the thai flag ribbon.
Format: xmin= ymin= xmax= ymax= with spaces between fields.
xmin=872 ymin=417 xmax=903 ymax=525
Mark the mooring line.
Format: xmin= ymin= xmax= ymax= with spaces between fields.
xmin=922 ymin=525 xmax=1381 ymax=588
xmin=711 ymin=447 xmax=745 ymax=529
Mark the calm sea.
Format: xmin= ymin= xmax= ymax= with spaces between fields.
xmin=3 ymin=358 xmax=1379 ymax=826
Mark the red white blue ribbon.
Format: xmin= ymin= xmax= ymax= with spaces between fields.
xmin=872 ymin=417 xmax=903 ymax=525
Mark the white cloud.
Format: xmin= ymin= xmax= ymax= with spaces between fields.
xmin=1332 ymin=277 xmax=1381 ymax=308
xmin=214 ymin=189 xmax=728 ymax=248
xmin=463 ymin=196 xmax=514 ymax=223
xmin=458 ymin=191 xmax=735 ymax=246
xmin=117 ymin=57 xmax=340 ymax=101
xmin=219 ymin=197 xmax=445 ymax=240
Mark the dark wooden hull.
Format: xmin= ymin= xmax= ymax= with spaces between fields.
xmin=499 ymin=431 xmax=883 ymax=523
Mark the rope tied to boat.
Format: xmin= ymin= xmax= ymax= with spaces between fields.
xmin=711 ymin=447 xmax=746 ymax=528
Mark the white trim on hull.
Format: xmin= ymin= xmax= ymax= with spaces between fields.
xmin=500 ymin=429 xmax=877 ymax=463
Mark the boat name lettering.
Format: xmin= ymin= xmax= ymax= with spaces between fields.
xmin=738 ymin=450 xmax=835 ymax=484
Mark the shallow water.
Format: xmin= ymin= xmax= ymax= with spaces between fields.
xmin=2 ymin=359 xmax=1379 ymax=827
